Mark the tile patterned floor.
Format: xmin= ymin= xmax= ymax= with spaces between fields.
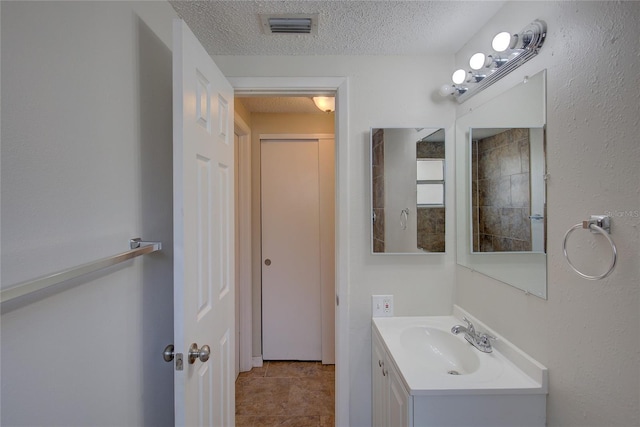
xmin=236 ymin=361 xmax=335 ymax=427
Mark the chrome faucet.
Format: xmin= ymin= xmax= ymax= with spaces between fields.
xmin=451 ymin=317 xmax=496 ymax=353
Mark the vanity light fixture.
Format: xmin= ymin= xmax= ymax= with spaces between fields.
xmin=312 ymin=96 xmax=335 ymax=112
xmin=438 ymin=84 xmax=467 ymax=97
xmin=451 ymin=69 xmax=467 ymax=85
xmin=440 ymin=19 xmax=546 ymax=103
xmin=492 ymin=31 xmax=513 ymax=52
xmin=469 ymin=53 xmax=486 ymax=70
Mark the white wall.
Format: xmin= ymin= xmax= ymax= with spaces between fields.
xmin=216 ymin=56 xmax=456 ymax=426
xmin=1 ymin=2 xmax=177 ymax=425
xmin=453 ymin=2 xmax=640 ymax=426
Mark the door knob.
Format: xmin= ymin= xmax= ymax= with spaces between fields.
xmin=188 ymin=343 xmax=211 ymax=364
xmin=264 ymin=259 xmax=271 ymax=266
xmin=163 ymin=344 xmax=175 ymax=362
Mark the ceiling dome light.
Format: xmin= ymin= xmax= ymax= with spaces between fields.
xmin=469 ymin=53 xmax=486 ymax=70
xmin=492 ymin=31 xmax=513 ymax=52
xmin=451 ymin=69 xmax=467 ymax=85
xmin=312 ymin=96 xmax=335 ymax=112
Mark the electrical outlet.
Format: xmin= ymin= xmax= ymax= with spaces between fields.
xmin=372 ymin=295 xmax=394 ymax=317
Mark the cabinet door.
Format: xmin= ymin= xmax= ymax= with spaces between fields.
xmin=372 ymin=334 xmax=388 ymax=427
xmin=388 ymin=364 xmax=412 ymax=427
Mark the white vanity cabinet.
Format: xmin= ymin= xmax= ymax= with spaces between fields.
xmin=372 ymin=313 xmax=548 ymax=427
xmin=372 ymin=331 xmax=412 ymax=427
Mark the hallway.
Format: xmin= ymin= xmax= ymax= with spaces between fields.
xmin=235 ymin=361 xmax=335 ymax=427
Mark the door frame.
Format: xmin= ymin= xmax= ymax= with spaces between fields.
xmin=230 ymin=76 xmax=350 ymax=426
xmin=235 ymin=113 xmax=253 ymax=373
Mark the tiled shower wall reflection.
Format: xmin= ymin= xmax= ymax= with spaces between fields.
xmin=371 ymin=128 xmax=385 ymax=252
xmin=417 ymin=139 xmax=445 ymax=252
xmin=472 ymin=128 xmax=532 ymax=252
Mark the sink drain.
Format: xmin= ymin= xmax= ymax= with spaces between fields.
xmin=447 ymin=370 xmax=460 ymax=375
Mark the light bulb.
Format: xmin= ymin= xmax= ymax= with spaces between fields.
xmin=451 ymin=69 xmax=466 ymax=85
xmin=492 ymin=32 xmax=512 ymax=52
xmin=439 ymin=84 xmax=454 ymax=97
xmin=469 ymin=53 xmax=486 ymax=70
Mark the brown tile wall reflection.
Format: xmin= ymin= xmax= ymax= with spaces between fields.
xmin=416 ymin=139 xmax=445 ymax=252
xmin=417 ymin=207 xmax=445 ymax=252
xmin=472 ymin=128 xmax=532 ymax=252
xmin=371 ymin=129 xmax=385 ymax=252
xmin=417 ymin=139 xmax=445 ymax=159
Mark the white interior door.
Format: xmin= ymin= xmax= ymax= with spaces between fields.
xmin=261 ymin=139 xmax=321 ymax=360
xmin=173 ymin=19 xmax=235 ymax=427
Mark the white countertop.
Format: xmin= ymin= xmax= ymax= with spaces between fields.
xmin=373 ymin=311 xmax=548 ymax=396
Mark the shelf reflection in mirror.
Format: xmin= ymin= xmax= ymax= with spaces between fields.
xmin=371 ymin=127 xmax=446 ymax=254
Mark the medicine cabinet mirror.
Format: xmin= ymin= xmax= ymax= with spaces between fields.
xmin=456 ymin=70 xmax=547 ymax=298
xmin=371 ymin=127 xmax=446 ymax=254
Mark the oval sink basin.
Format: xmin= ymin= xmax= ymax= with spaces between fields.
xmin=399 ymin=326 xmax=480 ymax=375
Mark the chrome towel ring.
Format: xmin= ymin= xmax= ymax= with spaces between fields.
xmin=563 ymin=215 xmax=617 ymax=280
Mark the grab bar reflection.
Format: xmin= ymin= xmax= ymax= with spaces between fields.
xmin=0 ymin=238 xmax=162 ymax=303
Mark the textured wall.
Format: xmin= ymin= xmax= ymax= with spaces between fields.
xmin=454 ymin=2 xmax=640 ymax=426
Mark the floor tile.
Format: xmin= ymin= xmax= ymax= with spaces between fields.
xmin=253 ymin=416 xmax=320 ymax=427
xmin=266 ymin=361 xmax=322 ymax=378
xmin=236 ymin=362 xmax=334 ymax=426
xmin=236 ymin=377 xmax=291 ymax=416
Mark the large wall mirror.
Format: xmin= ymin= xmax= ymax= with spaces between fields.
xmin=371 ymin=127 xmax=446 ymax=254
xmin=456 ymin=70 xmax=547 ymax=298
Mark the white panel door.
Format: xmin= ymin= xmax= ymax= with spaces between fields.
xmin=261 ymin=139 xmax=321 ymax=360
xmin=173 ymin=19 xmax=235 ymax=427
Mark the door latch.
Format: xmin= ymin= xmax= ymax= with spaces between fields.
xmin=163 ymin=344 xmax=184 ymax=371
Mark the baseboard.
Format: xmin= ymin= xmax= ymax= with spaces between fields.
xmin=252 ymin=356 xmax=263 ymax=368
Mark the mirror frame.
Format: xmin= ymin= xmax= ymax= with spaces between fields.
xmin=370 ymin=127 xmax=447 ymax=255
xmin=455 ymin=70 xmax=548 ymax=298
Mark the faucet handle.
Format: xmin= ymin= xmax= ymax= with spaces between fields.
xmin=479 ymin=332 xmax=496 ymax=341
xmin=462 ymin=317 xmax=475 ymax=331
xmin=478 ymin=333 xmax=497 ymax=351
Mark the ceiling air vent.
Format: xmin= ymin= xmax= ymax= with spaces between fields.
xmin=260 ymin=14 xmax=318 ymax=35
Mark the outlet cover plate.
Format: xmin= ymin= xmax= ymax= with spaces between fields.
xmin=372 ymin=295 xmax=394 ymax=317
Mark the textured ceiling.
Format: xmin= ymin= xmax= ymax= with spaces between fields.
xmin=169 ymin=1 xmax=506 ymax=56
xmin=173 ymin=1 xmax=507 ymax=113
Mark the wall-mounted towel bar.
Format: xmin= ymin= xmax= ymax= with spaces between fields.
xmin=0 ymin=238 xmax=162 ymax=303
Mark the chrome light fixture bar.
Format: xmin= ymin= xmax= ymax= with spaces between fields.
xmin=441 ymin=20 xmax=547 ymax=103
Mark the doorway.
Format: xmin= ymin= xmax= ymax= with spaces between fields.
xmin=232 ymin=76 xmax=349 ymax=426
